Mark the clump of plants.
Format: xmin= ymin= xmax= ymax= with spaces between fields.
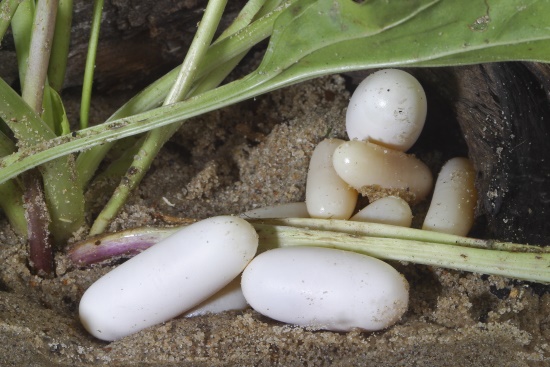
xmin=0 ymin=0 xmax=549 ymax=283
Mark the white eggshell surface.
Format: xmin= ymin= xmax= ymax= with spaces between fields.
xmin=240 ymin=202 xmax=309 ymax=219
xmin=306 ymin=139 xmax=358 ymax=219
xmin=351 ymin=196 xmax=413 ymax=227
xmin=79 ymin=216 xmax=258 ymax=341
xmin=346 ymin=69 xmax=427 ymax=151
xmin=184 ymin=277 xmax=248 ymax=318
xmin=332 ymin=140 xmax=433 ymax=203
xmin=422 ymin=157 xmax=477 ymax=236
xmin=241 ymin=247 xmax=409 ymax=332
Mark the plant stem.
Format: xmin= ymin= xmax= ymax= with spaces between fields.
xmin=89 ymin=0 xmax=229 ymax=235
xmin=11 ymin=0 xmax=57 ymax=272
xmin=252 ymin=218 xmax=549 ymax=253
xmin=0 ymin=0 xmax=21 ymax=42
xmin=79 ymin=0 xmax=102 ymax=129
xmin=47 ymin=0 xmax=73 ymax=92
xmin=67 ymin=219 xmax=550 ymax=284
xmin=0 ymin=130 xmax=27 ymax=237
xmin=252 ymin=223 xmax=550 ymax=284
xmin=0 ymin=180 xmax=27 ymax=237
xmin=0 ymin=74 xmax=85 ymax=245
xmin=21 ymin=0 xmax=59 ymax=113
xmin=23 ymin=170 xmax=53 ymax=277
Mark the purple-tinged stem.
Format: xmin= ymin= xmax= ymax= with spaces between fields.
xmin=67 ymin=227 xmax=177 ymax=267
xmin=23 ymin=170 xmax=54 ymax=277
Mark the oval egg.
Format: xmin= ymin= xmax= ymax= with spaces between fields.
xmin=305 ymin=138 xmax=358 ymax=219
xmin=79 ymin=216 xmax=258 ymax=341
xmin=351 ymin=196 xmax=413 ymax=227
xmin=422 ymin=157 xmax=477 ymax=236
xmin=240 ymin=202 xmax=309 ymax=219
xmin=184 ymin=277 xmax=248 ymax=318
xmin=346 ymin=69 xmax=427 ymax=152
xmin=332 ymin=140 xmax=433 ymax=204
xmin=241 ymin=246 xmax=409 ymax=332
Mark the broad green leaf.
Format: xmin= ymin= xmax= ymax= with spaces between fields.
xmin=259 ymin=0 xmax=437 ymax=72
xmin=252 ymin=0 xmax=550 ymax=91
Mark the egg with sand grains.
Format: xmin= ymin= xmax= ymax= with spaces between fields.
xmin=241 ymin=246 xmax=409 ymax=332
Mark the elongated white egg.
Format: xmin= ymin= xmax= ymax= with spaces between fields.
xmin=241 ymin=247 xmax=409 ymax=332
xmin=79 ymin=216 xmax=258 ymax=341
xmin=240 ymin=202 xmax=309 ymax=219
xmin=184 ymin=277 xmax=247 ymax=318
xmin=332 ymin=140 xmax=433 ymax=203
xmin=346 ymin=69 xmax=427 ymax=152
xmin=306 ymin=139 xmax=358 ymax=219
xmin=351 ymin=196 xmax=412 ymax=227
xmin=422 ymin=157 xmax=477 ymax=236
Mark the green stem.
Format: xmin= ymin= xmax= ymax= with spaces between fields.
xmin=89 ymin=0 xmax=228 ymax=235
xmin=214 ymin=0 xmax=269 ymax=43
xmin=21 ymin=0 xmax=59 ymax=113
xmin=0 ymin=180 xmax=27 ymax=237
xmin=0 ymin=0 xmax=21 ymax=42
xmin=79 ymin=0 xmax=103 ymax=129
xmin=0 ymin=130 xmax=26 ymax=237
xmin=47 ymin=0 xmax=73 ymax=92
xmin=253 ymin=223 xmax=550 ymax=284
xmin=252 ymin=218 xmax=550 ymax=253
xmin=68 ymin=219 xmax=550 ymax=284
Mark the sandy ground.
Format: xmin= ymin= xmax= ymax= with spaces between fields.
xmin=1 ymin=74 xmax=549 ymax=366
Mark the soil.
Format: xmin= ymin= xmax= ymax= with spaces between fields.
xmin=1 ymin=72 xmax=549 ymax=366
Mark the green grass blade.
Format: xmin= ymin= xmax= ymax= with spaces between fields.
xmin=0 ymin=129 xmax=26 ymax=237
xmin=79 ymin=0 xmax=103 ymax=129
xmin=0 ymin=0 xmax=21 ymax=42
xmin=0 ymin=180 xmax=27 ymax=237
xmin=89 ymin=0 xmax=228 ymax=235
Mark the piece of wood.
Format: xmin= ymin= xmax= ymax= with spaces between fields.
xmin=0 ymin=0 xmax=247 ymax=90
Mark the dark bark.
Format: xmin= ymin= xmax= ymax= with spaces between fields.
xmin=453 ymin=63 xmax=550 ymax=245
xmin=0 ymin=0 xmax=247 ymax=90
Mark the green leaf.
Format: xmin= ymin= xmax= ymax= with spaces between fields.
xmin=48 ymin=87 xmax=71 ymax=136
xmin=265 ymin=0 xmax=550 ymax=87
xmin=259 ymin=0 xmax=437 ymax=72
xmin=0 ymin=0 xmax=22 ymax=43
